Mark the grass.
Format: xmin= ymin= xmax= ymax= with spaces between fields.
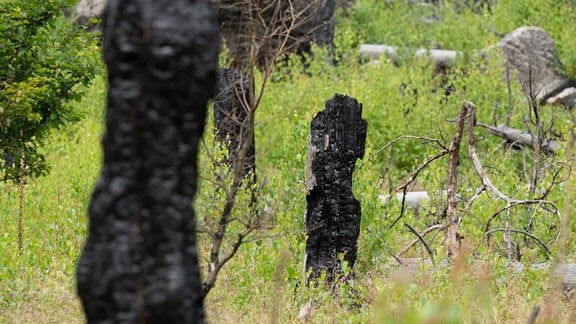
xmin=2 ymin=0 xmax=576 ymax=322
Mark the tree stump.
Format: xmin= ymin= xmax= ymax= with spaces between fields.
xmin=304 ymin=94 xmax=367 ymax=282
xmin=76 ymin=0 xmax=219 ymax=322
xmin=214 ymin=68 xmax=256 ymax=179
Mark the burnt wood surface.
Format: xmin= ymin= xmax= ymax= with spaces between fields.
xmin=76 ymin=0 xmax=219 ymax=322
xmin=304 ymin=94 xmax=367 ymax=281
xmin=215 ymin=0 xmax=336 ymax=68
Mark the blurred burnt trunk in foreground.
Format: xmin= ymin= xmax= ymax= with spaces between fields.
xmin=76 ymin=0 xmax=219 ymax=322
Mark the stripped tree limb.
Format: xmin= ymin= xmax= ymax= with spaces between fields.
xmin=461 ymin=185 xmax=486 ymax=224
xmin=465 ymin=102 xmax=522 ymax=203
xmin=359 ymin=135 xmax=445 ymax=169
xmin=484 ymin=200 xmax=562 ymax=243
xmin=477 ymin=123 xmax=560 ymax=154
xmin=444 ymin=102 xmax=469 ymax=257
xmin=360 ymin=134 xmax=447 ymax=231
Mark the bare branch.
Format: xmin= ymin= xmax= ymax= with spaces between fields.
xmin=466 ymin=101 xmax=562 ymax=259
xmin=399 ymin=224 xmax=444 ymax=257
xmin=388 ymin=149 xmax=448 ymax=230
xmin=485 ymin=228 xmax=552 ymax=256
xmin=395 ymin=149 xmax=450 ymax=193
xmin=360 ymin=135 xmax=446 ymax=169
xmin=466 ymin=102 xmax=521 ymax=203
xmin=444 ymin=102 xmax=469 ymax=257
xmin=404 ymin=222 xmax=435 ymax=264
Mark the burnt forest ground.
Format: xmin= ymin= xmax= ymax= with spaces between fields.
xmin=2 ymin=0 xmax=576 ymax=322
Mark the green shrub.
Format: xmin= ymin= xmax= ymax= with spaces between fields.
xmin=0 ymin=0 xmax=100 ymax=182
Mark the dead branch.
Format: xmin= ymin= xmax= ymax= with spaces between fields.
xmin=444 ymin=102 xmax=470 ymax=257
xmin=404 ymin=222 xmax=435 ymax=264
xmin=462 ymin=185 xmax=486 ymax=216
xmin=398 ymin=224 xmax=445 ymax=257
xmin=477 ymin=123 xmax=560 ymax=154
xmin=484 ymin=200 xmax=561 ymax=242
xmin=466 ymin=102 xmax=521 ymax=203
xmin=485 ymin=228 xmax=552 ymax=255
xmin=466 ymin=101 xmax=562 ymax=259
xmin=362 ymin=135 xmax=447 ymax=230
xmin=396 ymin=149 xmax=449 ymax=192
xmin=360 ymin=135 xmax=446 ymax=169
xmin=388 ymin=149 xmax=448 ymax=229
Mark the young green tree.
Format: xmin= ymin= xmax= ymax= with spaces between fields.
xmin=0 ymin=0 xmax=100 ymax=182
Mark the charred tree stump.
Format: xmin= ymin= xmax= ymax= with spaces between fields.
xmin=304 ymin=94 xmax=367 ymax=283
xmin=214 ymin=68 xmax=256 ymax=180
xmin=76 ymin=0 xmax=219 ymax=322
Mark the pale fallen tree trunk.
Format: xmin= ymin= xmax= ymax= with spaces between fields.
xmin=362 ymin=27 xmax=576 ymax=108
xmin=477 ymin=123 xmax=560 ymax=154
xmin=388 ymin=257 xmax=576 ymax=292
xmin=379 ymin=191 xmax=430 ymax=209
xmin=360 ymin=44 xmax=459 ymax=67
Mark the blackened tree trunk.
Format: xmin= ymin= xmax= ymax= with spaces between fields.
xmin=304 ymin=94 xmax=367 ymax=282
xmin=76 ymin=0 xmax=219 ymax=322
xmin=214 ymin=68 xmax=256 ymax=179
xmin=214 ymin=0 xmax=336 ymax=69
xmin=295 ymin=0 xmax=336 ymax=58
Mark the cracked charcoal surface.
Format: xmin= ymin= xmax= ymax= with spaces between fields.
xmin=76 ymin=0 xmax=219 ymax=322
xmin=214 ymin=68 xmax=256 ymax=178
xmin=305 ymin=94 xmax=367 ymax=281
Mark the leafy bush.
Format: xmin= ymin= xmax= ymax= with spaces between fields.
xmin=0 ymin=0 xmax=100 ymax=182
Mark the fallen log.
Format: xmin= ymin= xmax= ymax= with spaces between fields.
xmin=477 ymin=123 xmax=560 ymax=154
xmin=361 ymin=27 xmax=576 ymax=109
xmin=379 ymin=191 xmax=431 ymax=210
xmin=389 ymin=258 xmax=576 ymax=292
xmin=360 ymin=44 xmax=459 ymax=67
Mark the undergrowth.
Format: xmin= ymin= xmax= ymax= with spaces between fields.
xmin=2 ymin=0 xmax=576 ymax=322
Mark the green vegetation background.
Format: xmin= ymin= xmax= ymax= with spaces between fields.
xmin=1 ymin=0 xmax=576 ymax=322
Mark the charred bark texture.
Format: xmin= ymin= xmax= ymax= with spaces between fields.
xmin=295 ymin=0 xmax=336 ymax=57
xmin=214 ymin=0 xmax=336 ymax=68
xmin=304 ymin=94 xmax=367 ymax=282
xmin=214 ymin=68 xmax=256 ymax=179
xmin=76 ymin=0 xmax=219 ymax=322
